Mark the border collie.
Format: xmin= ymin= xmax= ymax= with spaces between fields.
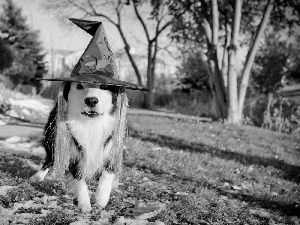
xmin=31 ymin=82 xmax=125 ymax=212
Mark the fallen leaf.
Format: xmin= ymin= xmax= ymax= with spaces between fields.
xmin=142 ymin=177 xmax=149 ymax=182
xmin=152 ymin=147 xmax=162 ymax=151
xmin=114 ymin=216 xmax=148 ymax=225
xmin=231 ymin=185 xmax=242 ymax=190
xmin=271 ymin=192 xmax=279 ymax=196
xmin=114 ymin=216 xmax=165 ymax=225
xmin=0 ymin=185 xmax=17 ymax=196
xmin=100 ymin=210 xmax=115 ymax=220
xmin=247 ymin=165 xmax=254 ymax=173
xmin=249 ymin=209 xmax=270 ymax=218
xmin=223 ymin=182 xmax=230 ymax=187
xmin=219 ymin=196 xmax=228 ymax=201
xmin=175 ymin=192 xmax=189 ymax=196
xmin=129 ymin=202 xmax=166 ymax=220
xmin=70 ymin=217 xmax=89 ymax=225
xmin=5 ymin=136 xmax=22 ymax=143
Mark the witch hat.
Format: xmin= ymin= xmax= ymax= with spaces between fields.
xmin=39 ymin=18 xmax=148 ymax=91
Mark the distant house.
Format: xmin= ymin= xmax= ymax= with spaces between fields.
xmin=114 ymin=49 xmax=176 ymax=92
xmin=44 ymin=50 xmax=83 ymax=79
xmin=43 ymin=48 xmax=176 ymax=93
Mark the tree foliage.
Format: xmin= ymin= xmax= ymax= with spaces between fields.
xmin=168 ymin=0 xmax=300 ymax=47
xmin=250 ymin=32 xmax=300 ymax=94
xmin=166 ymin=0 xmax=300 ymax=123
xmin=0 ymin=38 xmax=13 ymax=71
xmin=0 ymin=0 xmax=46 ymax=89
xmin=176 ymin=50 xmax=211 ymax=93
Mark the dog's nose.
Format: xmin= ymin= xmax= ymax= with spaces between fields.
xmin=85 ymin=97 xmax=99 ymax=107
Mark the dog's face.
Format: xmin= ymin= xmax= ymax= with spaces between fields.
xmin=66 ymin=82 xmax=118 ymax=119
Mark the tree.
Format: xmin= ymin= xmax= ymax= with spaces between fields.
xmin=0 ymin=38 xmax=13 ymax=71
xmin=168 ymin=0 xmax=300 ymax=124
xmin=0 ymin=0 xmax=46 ymax=91
xmin=45 ymin=0 xmax=173 ymax=109
xmin=176 ymin=49 xmax=211 ymax=93
xmin=250 ymin=32 xmax=300 ymax=94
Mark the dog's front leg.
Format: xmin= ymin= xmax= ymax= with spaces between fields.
xmin=95 ymin=170 xmax=115 ymax=208
xmin=74 ymin=179 xmax=92 ymax=212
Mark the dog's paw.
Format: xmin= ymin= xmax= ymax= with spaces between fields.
xmin=78 ymin=202 xmax=92 ymax=213
xmin=95 ymin=171 xmax=115 ymax=208
xmin=95 ymin=193 xmax=110 ymax=208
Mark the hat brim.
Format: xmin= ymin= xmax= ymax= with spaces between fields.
xmin=37 ymin=74 xmax=148 ymax=91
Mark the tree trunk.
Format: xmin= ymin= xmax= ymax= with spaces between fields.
xmin=145 ymin=43 xmax=155 ymax=109
xmin=227 ymin=0 xmax=243 ymax=124
xmin=210 ymin=0 xmax=227 ymax=119
xmin=221 ymin=13 xmax=231 ymax=89
xmin=145 ymin=69 xmax=155 ymax=109
xmin=117 ymin=25 xmax=143 ymax=86
xmin=210 ymin=50 xmax=227 ymax=119
xmin=202 ymin=19 xmax=223 ymax=118
xmin=131 ymin=1 xmax=171 ymax=109
xmin=144 ymin=81 xmax=154 ymax=109
xmin=227 ymin=50 xmax=240 ymax=124
xmin=238 ymin=0 xmax=275 ymax=116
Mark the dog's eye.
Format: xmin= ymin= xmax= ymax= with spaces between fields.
xmin=76 ymin=84 xmax=84 ymax=90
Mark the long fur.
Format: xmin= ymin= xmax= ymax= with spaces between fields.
xmin=31 ymin=81 xmax=128 ymax=211
xmin=66 ymin=83 xmax=117 ymax=178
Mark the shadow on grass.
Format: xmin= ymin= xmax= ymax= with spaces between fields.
xmin=0 ymin=156 xmax=37 ymax=179
xmin=0 ymin=153 xmax=67 ymax=196
xmin=129 ymin=128 xmax=300 ymax=184
xmin=125 ymin=162 xmax=300 ymax=217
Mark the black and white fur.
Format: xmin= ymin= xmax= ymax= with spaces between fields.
xmin=31 ymin=82 xmax=120 ymax=212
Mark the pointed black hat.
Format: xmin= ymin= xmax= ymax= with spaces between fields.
xmin=38 ymin=18 xmax=148 ymax=91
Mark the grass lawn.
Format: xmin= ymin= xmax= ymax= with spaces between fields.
xmin=0 ymin=113 xmax=299 ymax=224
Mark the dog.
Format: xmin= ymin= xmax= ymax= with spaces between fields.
xmin=31 ymin=81 xmax=124 ymax=212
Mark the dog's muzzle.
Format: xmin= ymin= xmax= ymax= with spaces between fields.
xmin=85 ymin=97 xmax=99 ymax=108
xmin=81 ymin=110 xmax=100 ymax=118
xmin=81 ymin=97 xmax=101 ymax=118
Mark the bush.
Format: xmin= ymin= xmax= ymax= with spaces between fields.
xmin=154 ymin=90 xmax=213 ymax=117
xmin=126 ymin=89 xmax=145 ymax=108
xmin=126 ymin=89 xmax=214 ymax=117
xmin=262 ymin=96 xmax=300 ymax=133
xmin=40 ymin=82 xmax=62 ymax=100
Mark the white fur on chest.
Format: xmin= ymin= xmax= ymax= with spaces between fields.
xmin=67 ymin=114 xmax=116 ymax=177
xmin=66 ymin=83 xmax=116 ymax=178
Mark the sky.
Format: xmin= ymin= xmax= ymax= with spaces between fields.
xmin=1 ymin=0 xmax=127 ymax=53
xmin=0 ymin=0 xmax=180 ymax=69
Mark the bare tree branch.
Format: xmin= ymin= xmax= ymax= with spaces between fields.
xmin=87 ymin=0 xmax=98 ymax=15
xmin=158 ymin=10 xmax=169 ymax=24
xmin=128 ymin=31 xmax=148 ymax=47
xmin=115 ymin=21 xmax=143 ymax=85
xmin=202 ymin=18 xmax=212 ymax=44
xmin=116 ymin=0 xmax=125 ymax=13
xmin=152 ymin=21 xmax=172 ymax=42
xmin=238 ymin=0 xmax=275 ymax=113
xmin=221 ymin=11 xmax=230 ymax=87
xmin=68 ymin=0 xmax=88 ymax=12
xmin=211 ymin=0 xmax=219 ymax=46
xmin=132 ymin=1 xmax=150 ymax=42
xmin=157 ymin=44 xmax=180 ymax=61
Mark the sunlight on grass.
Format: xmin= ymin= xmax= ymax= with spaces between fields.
xmin=0 ymin=114 xmax=299 ymax=224
xmin=125 ymin=114 xmax=300 ymax=224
